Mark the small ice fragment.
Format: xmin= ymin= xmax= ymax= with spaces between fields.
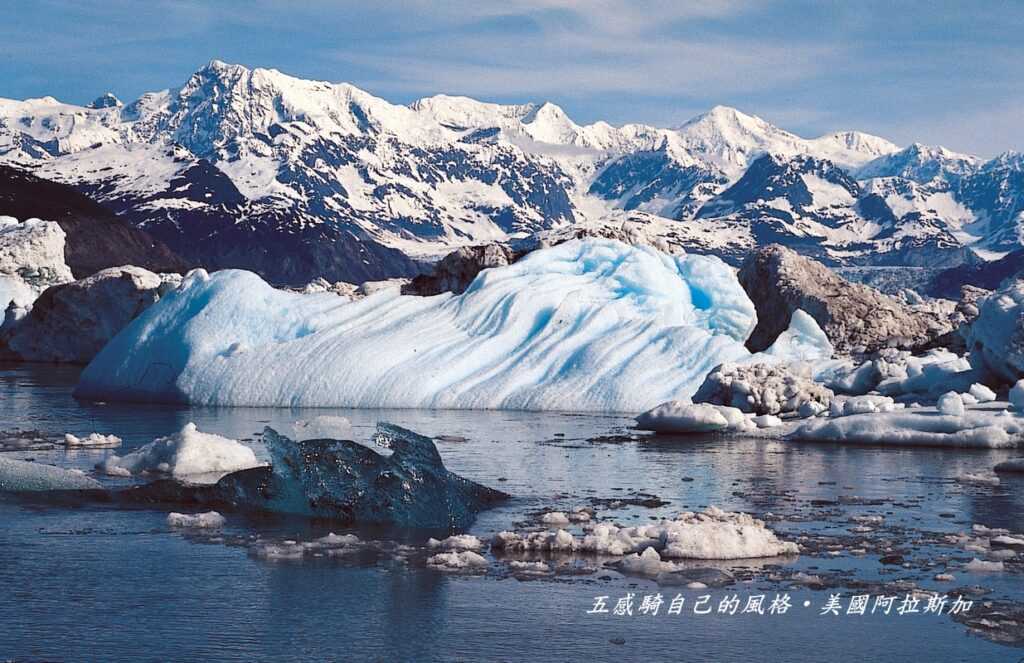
xmin=427 ymin=551 xmax=488 ymax=570
xmin=968 ymin=384 xmax=996 ymax=403
xmin=427 ymin=534 xmax=484 ymax=551
xmin=958 ymin=472 xmax=1000 ymax=486
xmin=752 ymin=414 xmax=783 ymax=429
xmin=541 ymin=512 xmax=571 ymax=526
xmin=1011 ymin=380 xmax=1024 ymax=411
xmin=63 ymin=433 xmax=122 ymax=448
xmin=937 ymin=392 xmax=965 ymax=417
xmin=0 ymin=457 xmax=104 ymax=491
xmin=167 ymin=511 xmax=226 ymax=528
xmin=101 ymin=423 xmax=261 ymax=482
xmin=965 ymin=558 xmax=1005 ymax=572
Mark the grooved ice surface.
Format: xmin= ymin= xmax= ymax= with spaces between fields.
xmin=76 ymin=240 xmax=766 ymax=411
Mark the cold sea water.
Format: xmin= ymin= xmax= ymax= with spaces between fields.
xmin=1 ymin=363 xmax=1022 ymax=662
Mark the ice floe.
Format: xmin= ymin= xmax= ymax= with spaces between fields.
xmin=791 ymin=408 xmax=1024 ymax=448
xmin=967 ymin=278 xmax=1024 ymax=384
xmin=216 ymin=423 xmax=507 ymax=527
xmin=0 ymin=457 xmax=103 ymax=491
xmin=77 ymin=239 xmax=818 ymax=412
xmin=635 ymin=402 xmax=756 ymax=434
xmin=99 ymin=423 xmax=261 ymax=482
xmin=167 ymin=511 xmax=226 ymax=528
xmin=63 ymin=432 xmax=122 ymax=448
xmin=493 ymin=507 xmax=798 ymax=561
xmin=426 ymin=550 xmax=489 ymax=571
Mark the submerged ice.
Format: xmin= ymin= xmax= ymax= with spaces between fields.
xmin=74 ymin=239 xmax=827 ymax=412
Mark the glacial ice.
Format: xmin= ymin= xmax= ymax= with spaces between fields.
xmin=209 ymin=423 xmax=508 ymax=527
xmin=635 ymin=401 xmax=756 ymax=434
xmin=0 ymin=457 xmax=103 ymax=491
xmin=77 ymin=240 xmax=799 ymax=412
xmin=63 ymin=432 xmax=122 ymax=448
xmin=0 ymin=217 xmax=73 ymax=323
xmin=790 ymin=408 xmax=1024 ymax=448
xmin=491 ymin=507 xmax=799 ymax=560
xmin=100 ymin=423 xmax=261 ymax=482
xmin=967 ymin=278 xmax=1024 ymax=383
xmin=167 ymin=511 xmax=226 ymax=528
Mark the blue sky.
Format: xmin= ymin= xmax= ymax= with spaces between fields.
xmin=2 ymin=0 xmax=1021 ymax=156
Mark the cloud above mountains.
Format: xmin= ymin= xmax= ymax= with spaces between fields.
xmin=1 ymin=0 xmax=1021 ymax=156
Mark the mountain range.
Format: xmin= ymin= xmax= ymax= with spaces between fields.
xmin=1 ymin=60 xmax=1021 ymax=285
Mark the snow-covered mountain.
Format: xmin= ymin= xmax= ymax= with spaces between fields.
xmin=0 ymin=60 xmax=1020 ymax=284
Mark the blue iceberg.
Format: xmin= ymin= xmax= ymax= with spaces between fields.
xmin=74 ymin=239 xmax=822 ymax=412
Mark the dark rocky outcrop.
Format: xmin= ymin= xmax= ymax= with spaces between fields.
xmin=739 ymin=244 xmax=954 ymax=354
xmin=403 ymin=244 xmax=515 ymax=296
xmin=1 ymin=266 xmax=178 ymax=364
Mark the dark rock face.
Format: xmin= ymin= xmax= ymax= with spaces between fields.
xmin=0 ymin=266 xmax=174 ymax=364
xmin=403 ymin=244 xmax=515 ymax=296
xmin=0 ymin=166 xmax=187 ymax=278
xmin=927 ymin=249 xmax=1024 ymax=299
xmin=739 ymin=244 xmax=953 ymax=354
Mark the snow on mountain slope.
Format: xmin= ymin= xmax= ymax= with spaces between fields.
xmin=1 ymin=59 xmax=1020 ymax=285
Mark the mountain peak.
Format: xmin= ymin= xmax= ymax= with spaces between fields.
xmin=88 ymin=92 xmax=122 ymax=109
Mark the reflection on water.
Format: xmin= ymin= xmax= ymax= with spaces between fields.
xmin=0 ymin=362 xmax=1022 ymax=661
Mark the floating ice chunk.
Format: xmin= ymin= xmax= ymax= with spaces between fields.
xmin=427 ymin=550 xmax=488 ymax=570
xmin=966 ymin=279 xmax=1024 ymax=383
xmin=761 ymin=309 xmax=834 ymax=361
xmin=831 ymin=395 xmax=898 ymax=417
xmin=541 ymin=511 xmax=571 ymax=526
xmin=957 ymin=472 xmax=1000 ymax=486
xmin=491 ymin=529 xmax=577 ymax=552
xmin=969 ymin=384 xmax=997 ymax=403
xmin=992 ymin=535 xmax=1024 ymax=548
xmin=752 ymin=414 xmax=783 ymax=428
xmin=508 ymin=560 xmax=551 ymax=574
xmin=100 ymin=423 xmax=260 ymax=482
xmin=63 ymin=433 xmax=122 ymax=448
xmin=937 ymin=392 xmax=965 ymax=417
xmin=291 ymin=415 xmax=354 ymax=442
xmin=1012 ymin=380 xmax=1024 ymax=411
xmin=167 ymin=511 xmax=225 ymax=528
xmin=658 ymin=508 xmax=800 ymax=559
xmin=226 ymin=423 xmax=507 ymax=527
xmin=635 ymin=401 xmax=755 ymax=434
xmin=965 ymin=558 xmax=1005 ymax=573
xmin=427 ymin=535 xmax=484 ymax=552
xmin=75 ymin=240 xmax=760 ymax=412
xmin=620 ymin=547 xmax=676 ymax=576
xmin=791 ymin=409 xmax=1024 ymax=448
xmin=0 ymin=457 xmax=103 ymax=491
xmin=496 ymin=508 xmax=798 ymax=561
xmin=799 ymin=401 xmax=827 ymax=418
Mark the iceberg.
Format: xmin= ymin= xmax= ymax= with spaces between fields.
xmin=2 ymin=423 xmax=507 ymax=528
xmin=0 ymin=457 xmax=104 ymax=492
xmin=76 ymin=239 xmax=776 ymax=412
xmin=115 ymin=423 xmax=505 ymax=528
xmin=99 ymin=423 xmax=262 ymax=482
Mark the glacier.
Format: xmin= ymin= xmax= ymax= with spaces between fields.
xmin=74 ymin=239 xmax=822 ymax=412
